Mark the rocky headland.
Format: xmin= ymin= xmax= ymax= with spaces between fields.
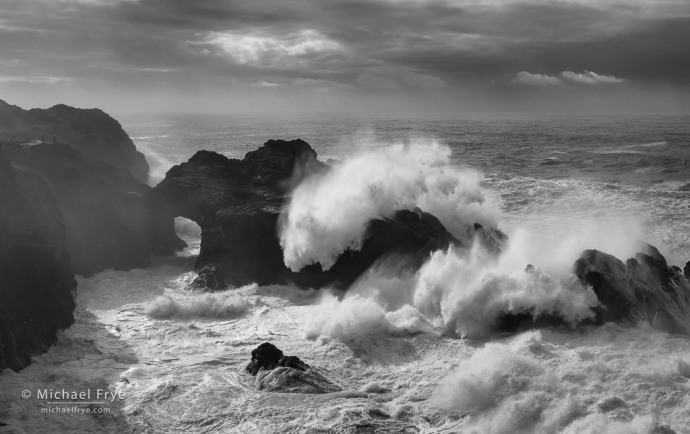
xmin=0 ymin=99 xmax=149 ymax=183
xmin=2 ymin=141 xmax=185 ymax=277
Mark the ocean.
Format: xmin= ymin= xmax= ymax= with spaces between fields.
xmin=3 ymin=112 xmax=690 ymax=433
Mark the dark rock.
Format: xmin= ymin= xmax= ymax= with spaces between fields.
xmin=573 ymin=248 xmax=690 ymax=334
xmin=148 ymin=139 xmax=463 ymax=289
xmin=596 ymin=396 xmax=627 ymax=413
xmin=634 ymin=240 xmax=667 ymax=266
xmin=256 ymin=367 xmax=342 ymax=394
xmin=684 ymin=261 xmax=690 ymax=280
xmin=2 ymin=141 xmax=184 ymax=276
xmin=278 ymin=355 xmax=310 ymax=372
xmin=0 ymin=99 xmax=149 ymax=183
xmin=475 ymin=223 xmax=508 ymax=254
xmin=652 ymin=425 xmax=678 ymax=434
xmin=679 ymin=183 xmax=690 ymax=191
xmin=0 ymin=151 xmax=76 ymax=371
xmin=247 ymin=343 xmax=341 ymax=394
xmin=246 ymin=342 xmax=284 ymax=375
xmin=189 ymin=264 xmax=226 ymax=291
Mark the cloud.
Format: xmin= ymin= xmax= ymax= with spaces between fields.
xmin=355 ymin=74 xmax=398 ymax=89
xmin=252 ymin=81 xmax=283 ymax=88
xmin=291 ymin=78 xmax=351 ymax=89
xmin=206 ymin=29 xmax=341 ymax=67
xmin=0 ymin=0 xmax=687 ymax=111
xmin=561 ymin=70 xmax=626 ymax=84
xmin=514 ymin=72 xmax=562 ymax=86
xmin=403 ymin=72 xmax=446 ymax=88
xmin=0 ymin=76 xmax=70 ymax=84
xmin=515 ymin=70 xmax=627 ymax=86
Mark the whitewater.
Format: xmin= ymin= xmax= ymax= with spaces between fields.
xmin=1 ymin=112 xmax=689 ymax=433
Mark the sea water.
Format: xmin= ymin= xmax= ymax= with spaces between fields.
xmin=1 ymin=112 xmax=689 ymax=433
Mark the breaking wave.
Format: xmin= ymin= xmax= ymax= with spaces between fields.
xmin=145 ymin=290 xmax=255 ymax=319
xmin=279 ymin=140 xmax=499 ymax=271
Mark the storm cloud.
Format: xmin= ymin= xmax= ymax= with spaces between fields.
xmin=1 ymin=0 xmax=688 ymax=112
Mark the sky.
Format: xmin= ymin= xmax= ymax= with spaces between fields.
xmin=1 ymin=0 xmax=689 ymax=114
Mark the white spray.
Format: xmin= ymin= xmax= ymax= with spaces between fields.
xmin=279 ymin=140 xmax=499 ymax=271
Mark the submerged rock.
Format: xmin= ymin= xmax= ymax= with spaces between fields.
xmin=0 ymin=99 xmax=149 ymax=183
xmin=148 ymin=139 xmax=463 ymax=289
xmin=0 ymin=151 xmax=76 ymax=371
xmin=256 ymin=367 xmax=342 ymax=394
xmin=573 ymin=246 xmax=690 ymax=334
xmin=246 ymin=343 xmax=341 ymax=394
xmin=2 ymin=141 xmax=184 ymax=276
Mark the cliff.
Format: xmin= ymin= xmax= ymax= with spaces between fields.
xmin=2 ymin=141 xmax=185 ymax=277
xmin=0 ymin=151 xmax=76 ymax=371
xmin=0 ymin=99 xmax=149 ymax=183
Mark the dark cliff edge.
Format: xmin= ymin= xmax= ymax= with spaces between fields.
xmin=148 ymin=139 xmax=488 ymax=290
xmin=0 ymin=99 xmax=149 ymax=183
xmin=2 ymin=141 xmax=185 ymax=277
xmin=0 ymin=151 xmax=76 ymax=372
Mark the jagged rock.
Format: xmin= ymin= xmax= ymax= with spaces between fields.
xmin=684 ymin=261 xmax=689 ymax=280
xmin=246 ymin=343 xmax=284 ymax=375
xmin=573 ymin=248 xmax=690 ymax=334
xmin=0 ymin=151 xmax=76 ymax=371
xmin=148 ymin=139 xmax=462 ymax=289
xmin=474 ymin=223 xmax=508 ymax=254
xmin=189 ymin=264 xmax=225 ymax=291
xmin=279 ymin=355 xmax=311 ymax=372
xmin=2 ymin=141 xmax=184 ymax=276
xmin=634 ymin=240 xmax=667 ymax=266
xmin=0 ymin=99 xmax=149 ymax=183
xmin=247 ymin=343 xmax=340 ymax=394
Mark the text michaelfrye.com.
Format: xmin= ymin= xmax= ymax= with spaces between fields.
xmin=21 ymin=388 xmax=124 ymax=415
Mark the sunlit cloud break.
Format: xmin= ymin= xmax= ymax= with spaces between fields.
xmin=561 ymin=70 xmax=627 ymax=85
xmin=515 ymin=70 xmax=627 ymax=86
xmin=0 ymin=76 xmax=70 ymax=84
xmin=206 ymin=29 xmax=341 ymax=67
xmin=514 ymin=72 xmax=562 ymax=86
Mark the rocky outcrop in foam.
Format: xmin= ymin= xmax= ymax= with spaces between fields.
xmin=246 ymin=343 xmax=341 ymax=394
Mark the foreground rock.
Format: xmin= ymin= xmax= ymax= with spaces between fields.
xmin=0 ymin=99 xmax=149 ymax=183
xmin=574 ymin=244 xmax=690 ymax=334
xmin=0 ymin=151 xmax=76 ymax=371
xmin=246 ymin=343 xmax=341 ymax=394
xmin=149 ymin=139 xmax=464 ymax=289
xmin=2 ymin=141 xmax=184 ymax=276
